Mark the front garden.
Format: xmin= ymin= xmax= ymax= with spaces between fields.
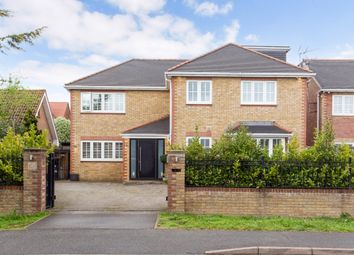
xmin=184 ymin=122 xmax=354 ymax=189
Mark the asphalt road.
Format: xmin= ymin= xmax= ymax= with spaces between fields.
xmin=1 ymin=212 xmax=354 ymax=255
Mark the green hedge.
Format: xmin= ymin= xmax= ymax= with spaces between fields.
xmin=185 ymin=122 xmax=354 ymax=188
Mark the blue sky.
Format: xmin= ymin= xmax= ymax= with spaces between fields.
xmin=0 ymin=0 xmax=354 ymax=102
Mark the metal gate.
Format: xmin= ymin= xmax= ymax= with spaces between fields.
xmin=46 ymin=153 xmax=57 ymax=208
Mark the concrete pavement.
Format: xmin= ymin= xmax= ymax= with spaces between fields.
xmin=1 ymin=212 xmax=354 ymax=255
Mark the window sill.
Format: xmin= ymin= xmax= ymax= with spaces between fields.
xmin=186 ymin=103 xmax=212 ymax=106
xmin=240 ymin=104 xmax=277 ymax=107
xmin=80 ymin=111 xmax=126 ymax=115
xmin=332 ymin=114 xmax=354 ymax=117
xmin=80 ymin=159 xmax=123 ymax=162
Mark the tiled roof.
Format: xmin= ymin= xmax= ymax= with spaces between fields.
xmin=303 ymin=59 xmax=354 ymax=89
xmin=233 ymin=121 xmax=291 ymax=134
xmin=168 ymin=43 xmax=311 ymax=74
xmin=50 ymin=102 xmax=70 ymax=119
xmin=0 ymin=89 xmax=45 ymax=123
xmin=66 ymin=59 xmax=185 ymax=88
xmin=124 ymin=116 xmax=169 ymax=135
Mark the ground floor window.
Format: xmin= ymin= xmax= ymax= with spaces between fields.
xmin=186 ymin=137 xmax=212 ymax=149
xmin=81 ymin=141 xmax=123 ymax=161
xmin=255 ymin=138 xmax=286 ymax=155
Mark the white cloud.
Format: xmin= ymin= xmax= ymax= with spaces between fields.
xmin=244 ymin=34 xmax=259 ymax=43
xmin=1 ymin=60 xmax=97 ymax=101
xmin=0 ymin=0 xmax=216 ymax=58
xmin=224 ymin=20 xmax=240 ymax=43
xmin=184 ymin=0 xmax=233 ymax=16
xmin=0 ymin=0 xmax=241 ymax=101
xmin=106 ymin=0 xmax=166 ymax=15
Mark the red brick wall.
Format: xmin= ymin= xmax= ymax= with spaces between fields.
xmin=0 ymin=149 xmax=47 ymax=215
xmin=185 ymin=187 xmax=354 ymax=217
xmin=306 ymin=79 xmax=319 ymax=145
xmin=320 ymin=93 xmax=354 ymax=143
xmin=0 ymin=186 xmax=23 ymax=214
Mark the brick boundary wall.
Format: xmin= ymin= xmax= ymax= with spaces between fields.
xmin=0 ymin=186 xmax=23 ymax=214
xmin=167 ymin=151 xmax=354 ymax=217
xmin=0 ymin=149 xmax=47 ymax=215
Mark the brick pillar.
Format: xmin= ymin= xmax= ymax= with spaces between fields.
xmin=167 ymin=150 xmax=185 ymax=213
xmin=23 ymin=149 xmax=47 ymax=214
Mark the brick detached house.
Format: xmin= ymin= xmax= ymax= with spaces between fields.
xmin=302 ymin=59 xmax=354 ymax=146
xmin=65 ymin=43 xmax=315 ymax=182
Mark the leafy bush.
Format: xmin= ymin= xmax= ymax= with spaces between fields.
xmin=0 ymin=125 xmax=54 ymax=185
xmin=54 ymin=117 xmax=70 ymax=144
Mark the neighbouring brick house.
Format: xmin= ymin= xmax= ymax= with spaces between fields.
xmin=50 ymin=102 xmax=71 ymax=119
xmin=65 ymin=43 xmax=315 ymax=182
xmin=302 ymin=59 xmax=354 ymax=146
xmin=0 ymin=89 xmax=59 ymax=145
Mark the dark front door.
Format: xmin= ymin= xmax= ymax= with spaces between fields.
xmin=138 ymin=140 xmax=156 ymax=179
xmin=130 ymin=139 xmax=164 ymax=180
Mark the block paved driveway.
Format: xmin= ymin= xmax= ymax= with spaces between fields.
xmin=54 ymin=180 xmax=167 ymax=212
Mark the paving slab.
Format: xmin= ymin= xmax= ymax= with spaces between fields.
xmin=29 ymin=212 xmax=157 ymax=230
xmin=54 ymin=181 xmax=167 ymax=212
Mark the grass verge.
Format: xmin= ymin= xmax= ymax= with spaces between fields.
xmin=0 ymin=211 xmax=50 ymax=230
xmin=158 ymin=212 xmax=354 ymax=232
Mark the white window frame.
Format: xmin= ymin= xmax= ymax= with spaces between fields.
xmin=185 ymin=137 xmax=212 ymax=149
xmin=80 ymin=141 xmax=123 ymax=161
xmin=240 ymin=80 xmax=277 ymax=105
xmin=255 ymin=137 xmax=285 ymax=156
xmin=80 ymin=92 xmax=126 ymax=113
xmin=186 ymin=80 xmax=212 ymax=105
xmin=332 ymin=95 xmax=354 ymax=116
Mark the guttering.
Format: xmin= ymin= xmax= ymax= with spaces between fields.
xmin=165 ymin=72 xmax=315 ymax=78
xmin=249 ymin=133 xmax=292 ymax=138
xmin=165 ymin=73 xmax=172 ymax=141
xmin=320 ymin=88 xmax=354 ymax=92
xmin=121 ymin=133 xmax=169 ymax=139
xmin=64 ymin=85 xmax=168 ymax=91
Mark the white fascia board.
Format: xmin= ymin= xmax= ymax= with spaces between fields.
xmin=249 ymin=133 xmax=292 ymax=138
xmin=320 ymin=89 xmax=354 ymax=92
xmin=165 ymin=72 xmax=315 ymax=78
xmin=40 ymin=92 xmax=60 ymax=146
xmin=244 ymin=45 xmax=291 ymax=52
xmin=64 ymin=85 xmax=168 ymax=91
xmin=121 ymin=133 xmax=169 ymax=139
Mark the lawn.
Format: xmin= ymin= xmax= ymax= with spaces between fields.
xmin=0 ymin=212 xmax=49 ymax=230
xmin=158 ymin=212 xmax=354 ymax=232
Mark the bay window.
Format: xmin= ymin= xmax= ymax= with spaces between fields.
xmin=256 ymin=138 xmax=285 ymax=155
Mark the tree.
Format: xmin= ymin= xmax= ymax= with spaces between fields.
xmin=54 ymin=117 xmax=70 ymax=144
xmin=0 ymin=9 xmax=45 ymax=53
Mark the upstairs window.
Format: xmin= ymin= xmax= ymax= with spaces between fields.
xmin=333 ymin=95 xmax=354 ymax=116
xmin=241 ymin=81 xmax=277 ymax=105
xmin=186 ymin=80 xmax=212 ymax=104
xmin=81 ymin=92 xmax=125 ymax=113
